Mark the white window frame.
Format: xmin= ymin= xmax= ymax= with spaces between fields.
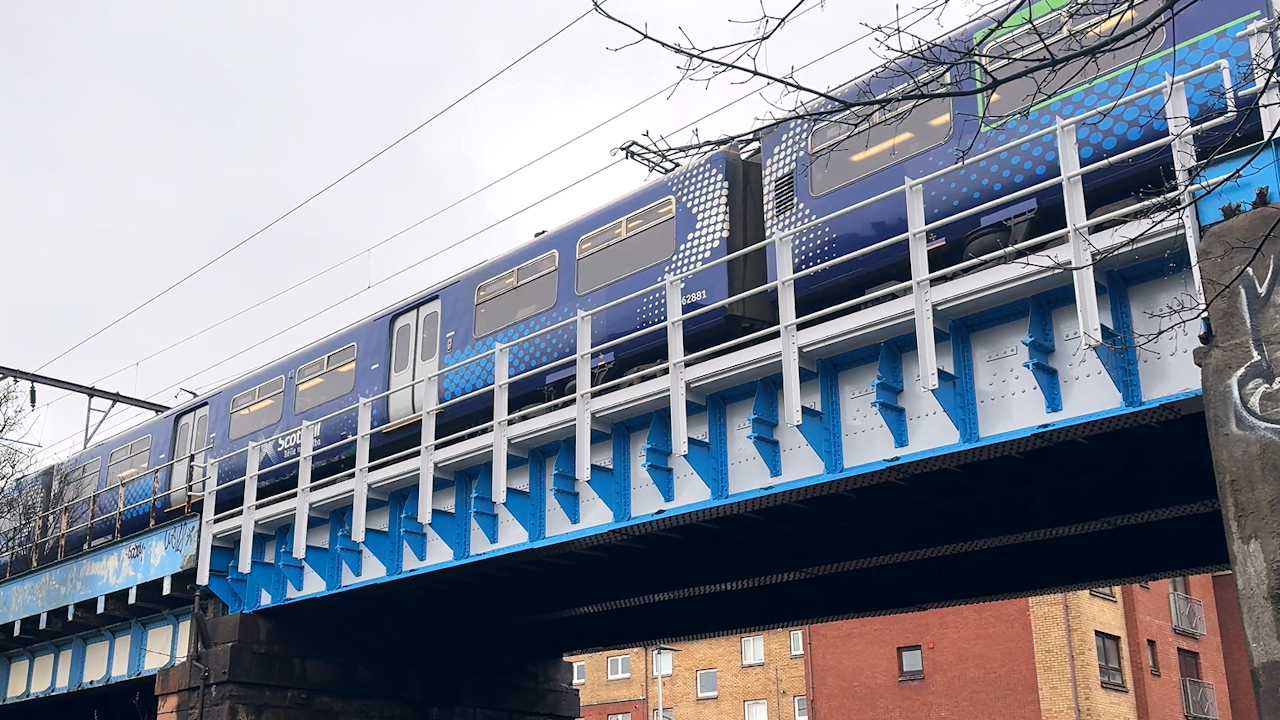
xmin=744 ymin=699 xmax=768 ymax=720
xmin=742 ymin=635 xmax=765 ymax=666
xmin=653 ymin=648 xmax=673 ymax=678
xmin=607 ymin=654 xmax=631 ymax=680
xmin=794 ymin=696 xmax=808 ymax=720
xmin=790 ymin=630 xmax=804 ymax=656
xmin=607 ymin=714 xmax=632 ymax=720
xmin=696 ymin=668 xmax=718 ymax=699
xmin=572 ymin=661 xmax=585 ymax=685
xmin=653 ymin=710 xmax=673 ymax=720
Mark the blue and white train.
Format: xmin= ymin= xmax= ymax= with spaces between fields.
xmin=0 ymin=0 xmax=1270 ymax=578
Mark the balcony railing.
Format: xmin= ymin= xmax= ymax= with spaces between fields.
xmin=1182 ymin=678 xmax=1218 ymax=719
xmin=1170 ymin=591 xmax=1207 ymax=636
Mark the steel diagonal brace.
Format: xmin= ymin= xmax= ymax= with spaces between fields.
xmin=1093 ymin=272 xmax=1142 ymax=407
xmin=871 ymin=343 xmax=909 ymax=448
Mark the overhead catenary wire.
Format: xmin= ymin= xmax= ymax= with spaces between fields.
xmin=31 ymin=6 xmax=597 ymax=375
xmin=29 ymin=14 xmax=915 ymax=464
xmin=24 ymin=0 xmax=887 ymax=423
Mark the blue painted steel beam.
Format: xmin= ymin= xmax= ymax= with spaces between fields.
xmin=871 ymin=342 xmax=909 ymax=448
xmin=587 ymin=424 xmax=632 ymax=522
xmin=686 ymin=394 xmax=729 ymax=499
xmin=1023 ymin=295 xmax=1063 ymax=413
xmin=931 ymin=321 xmax=979 ymax=443
xmin=643 ymin=410 xmax=675 ymax=502
xmin=551 ymin=440 xmax=580 ymax=524
xmin=1095 ymin=271 xmax=1142 ymax=407
xmin=505 ymin=447 xmax=547 ymax=541
xmin=747 ymin=379 xmax=782 ymax=477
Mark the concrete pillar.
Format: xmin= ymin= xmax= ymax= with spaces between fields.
xmin=1195 ymin=206 xmax=1280 ymax=720
xmin=154 ymin=613 xmax=579 ymax=720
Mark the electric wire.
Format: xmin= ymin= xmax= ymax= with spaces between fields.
xmin=28 ymin=15 xmax=909 ymax=463
xmin=32 ymin=7 xmax=596 ymax=375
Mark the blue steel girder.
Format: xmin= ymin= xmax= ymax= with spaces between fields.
xmin=1095 ymin=271 xmax=1142 ymax=407
xmin=551 ymin=440 xmax=580 ymax=524
xmin=0 ymin=608 xmax=191 ymax=705
xmin=685 ymin=394 xmax=729 ymax=499
xmin=871 ymin=342 xmax=909 ymax=448
xmin=587 ymin=424 xmax=632 ymax=523
xmin=643 ymin=410 xmax=676 ymax=502
xmin=747 ymin=379 xmax=783 ymax=477
xmin=471 ymin=465 xmax=500 ymax=545
xmin=1023 ymin=295 xmax=1064 ymax=413
xmin=930 ymin=320 xmax=979 ymax=444
xmin=505 ymin=447 xmax=548 ymax=541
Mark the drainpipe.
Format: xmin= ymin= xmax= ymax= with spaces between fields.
xmin=1062 ymin=593 xmax=1083 ymax=720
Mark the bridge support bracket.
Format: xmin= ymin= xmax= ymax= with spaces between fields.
xmin=1093 ymin=271 xmax=1142 ymax=407
xmin=1023 ymin=296 xmax=1063 ymax=414
xmin=747 ymin=379 xmax=782 ymax=477
xmin=930 ymin=321 xmax=979 ymax=443
xmin=871 ymin=342 xmax=909 ymax=448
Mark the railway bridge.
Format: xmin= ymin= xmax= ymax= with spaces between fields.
xmin=3 ymin=58 xmax=1280 ymax=720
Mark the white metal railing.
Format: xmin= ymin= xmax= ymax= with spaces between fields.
xmin=1171 ymin=591 xmax=1208 ymax=636
xmin=0 ymin=443 xmax=212 ymax=579
xmin=1182 ymin=677 xmax=1219 ymax=719
xmin=196 ymin=59 xmax=1262 ymax=584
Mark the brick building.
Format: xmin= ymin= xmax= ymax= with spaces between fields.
xmin=568 ymin=573 xmax=1260 ymax=720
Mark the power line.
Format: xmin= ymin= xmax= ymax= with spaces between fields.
xmin=30 ymin=15 xmax=900 ymax=463
xmin=32 ymin=7 xmax=596 ymax=375
xmin=27 ymin=1 xmax=884 ymax=424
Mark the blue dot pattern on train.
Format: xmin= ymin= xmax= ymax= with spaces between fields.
xmin=440 ymin=304 xmax=588 ymax=401
xmin=921 ymin=32 xmax=1251 ymax=216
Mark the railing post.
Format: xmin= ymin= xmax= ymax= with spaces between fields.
xmin=666 ymin=277 xmax=689 ymax=455
xmin=1165 ymin=78 xmax=1207 ymax=310
xmin=196 ymin=458 xmax=219 ymax=586
xmin=292 ymin=421 xmax=314 ymax=559
xmin=418 ymin=374 xmax=437 ymax=525
xmin=775 ymin=232 xmax=803 ymax=426
xmin=1055 ymin=116 xmax=1103 ymax=347
xmin=575 ymin=311 xmax=593 ymax=482
xmin=238 ymin=445 xmax=259 ymax=574
xmin=352 ymin=398 xmax=372 ymax=543
xmin=906 ymin=179 xmax=939 ymax=390
xmin=493 ymin=342 xmax=509 ymax=505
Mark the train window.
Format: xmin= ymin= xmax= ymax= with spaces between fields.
xmin=576 ymin=197 xmax=677 ymax=294
xmin=808 ymin=81 xmax=953 ymax=196
xmin=228 ymin=376 xmax=285 ymax=441
xmin=474 ymin=251 xmax=558 ymax=337
xmin=295 ymin=344 xmax=358 ymax=414
xmin=107 ymin=436 xmax=151 ymax=485
xmin=392 ymin=324 xmax=412 ymax=374
xmin=62 ymin=458 xmax=101 ymax=500
xmin=420 ymin=311 xmax=439 ymax=363
xmin=978 ymin=0 xmax=1167 ymax=121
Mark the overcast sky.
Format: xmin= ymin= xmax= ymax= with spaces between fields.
xmin=1 ymin=0 xmax=956 ymax=462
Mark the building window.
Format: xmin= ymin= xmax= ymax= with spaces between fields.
xmin=898 ymin=645 xmax=924 ymax=680
xmin=653 ymin=711 xmax=673 ymax=720
xmin=229 ymin=376 xmax=285 ymax=440
xmin=107 ymin=436 xmax=151 ymax=485
xmin=294 ymin=344 xmax=357 ymax=413
xmin=1096 ymin=632 xmax=1126 ymax=689
xmin=744 ymin=700 xmax=768 ymax=720
xmin=572 ymin=661 xmax=585 ymax=685
xmin=1170 ymin=576 xmax=1191 ymax=595
xmin=575 ymin=197 xmax=676 ymax=294
xmin=1147 ymin=640 xmax=1160 ymax=675
xmin=473 ymin=251 xmax=558 ymax=337
xmin=607 ymin=654 xmax=631 ymax=680
xmin=653 ymin=649 xmax=673 ymax=677
xmin=742 ymin=636 xmax=765 ymax=666
xmin=1178 ymin=648 xmax=1202 ymax=680
xmin=607 ymin=715 xmax=631 ymax=720
xmin=794 ymin=696 xmax=808 ymax=720
xmin=790 ymin=630 xmax=804 ymax=656
xmin=1090 ymin=586 xmax=1117 ymax=599
xmin=697 ymin=669 xmax=718 ymax=698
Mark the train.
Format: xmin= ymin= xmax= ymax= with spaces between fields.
xmin=0 ymin=0 xmax=1270 ymax=578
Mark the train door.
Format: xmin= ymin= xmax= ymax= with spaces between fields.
xmin=172 ymin=405 xmax=209 ymax=503
xmin=389 ymin=299 xmax=441 ymax=423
